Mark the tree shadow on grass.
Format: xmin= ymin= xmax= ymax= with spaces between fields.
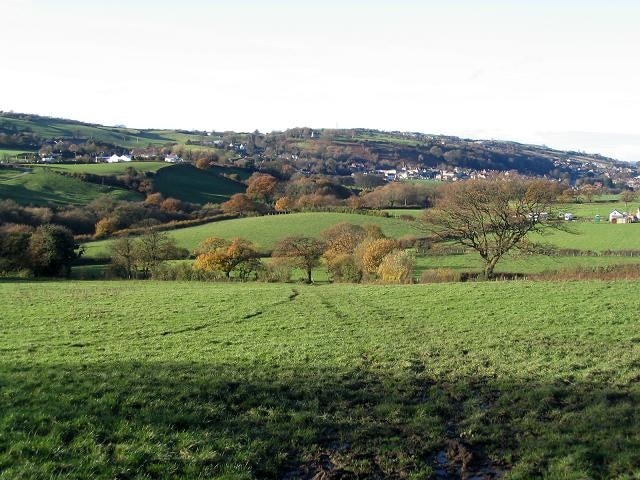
xmin=0 ymin=362 xmax=638 ymax=479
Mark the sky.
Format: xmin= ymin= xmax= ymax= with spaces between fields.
xmin=2 ymin=0 xmax=639 ymax=161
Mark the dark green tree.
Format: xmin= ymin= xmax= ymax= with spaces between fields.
xmin=28 ymin=224 xmax=79 ymax=277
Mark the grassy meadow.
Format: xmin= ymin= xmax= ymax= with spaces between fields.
xmin=0 ymin=168 xmax=141 ymax=206
xmin=1 ymin=280 xmax=639 ymax=478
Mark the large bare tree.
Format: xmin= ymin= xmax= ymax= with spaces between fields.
xmin=423 ymin=178 xmax=559 ymax=278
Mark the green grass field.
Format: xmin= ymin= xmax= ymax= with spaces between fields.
xmin=1 ymin=280 xmax=639 ymax=478
xmin=82 ymin=212 xmax=418 ymax=258
xmin=152 ymin=164 xmax=246 ymax=204
xmin=0 ymin=148 xmax=36 ymax=159
xmin=0 ymin=168 xmax=141 ymax=206
xmin=39 ymin=161 xmax=169 ymax=175
xmin=557 ymin=201 xmax=639 ymax=220
xmin=530 ymin=222 xmax=640 ymax=252
xmin=417 ymin=252 xmax=640 ymax=275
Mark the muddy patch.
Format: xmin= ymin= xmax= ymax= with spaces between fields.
xmin=434 ymin=439 xmax=504 ymax=479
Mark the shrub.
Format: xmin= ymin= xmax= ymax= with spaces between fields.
xmin=354 ymin=238 xmax=398 ymax=275
xmin=420 ymin=268 xmax=461 ymax=283
xmin=257 ymin=259 xmax=292 ymax=283
xmin=325 ymin=253 xmax=362 ymax=283
xmin=377 ymin=250 xmax=415 ymax=284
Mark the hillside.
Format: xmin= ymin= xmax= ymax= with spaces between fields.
xmin=0 ymin=167 xmax=142 ymax=206
xmin=152 ymin=164 xmax=246 ymax=204
xmin=1 ymin=112 xmax=633 ymax=184
xmin=2 ymin=280 xmax=639 ymax=478
xmin=0 ymin=113 xmax=206 ymax=150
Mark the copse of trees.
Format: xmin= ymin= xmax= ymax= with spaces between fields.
xmin=0 ymin=223 xmax=80 ymax=277
xmin=109 ymin=230 xmax=187 ymax=279
xmin=319 ymin=222 xmax=414 ymax=283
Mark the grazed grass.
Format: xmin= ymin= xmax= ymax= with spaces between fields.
xmin=1 ymin=280 xmax=639 ymax=478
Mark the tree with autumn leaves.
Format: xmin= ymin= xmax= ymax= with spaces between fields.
xmin=193 ymin=236 xmax=259 ymax=279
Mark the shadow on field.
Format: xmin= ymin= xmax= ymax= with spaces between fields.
xmin=0 ymin=362 xmax=638 ymax=479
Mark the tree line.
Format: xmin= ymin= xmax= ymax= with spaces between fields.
xmin=109 ymin=223 xmax=416 ymax=284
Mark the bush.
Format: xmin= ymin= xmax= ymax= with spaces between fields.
xmin=354 ymin=238 xmax=398 ymax=275
xmin=377 ymin=250 xmax=415 ymax=284
xmin=257 ymin=259 xmax=292 ymax=283
xmin=420 ymin=268 xmax=461 ymax=283
xmin=325 ymin=253 xmax=362 ymax=283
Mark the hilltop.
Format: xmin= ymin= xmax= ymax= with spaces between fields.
xmin=1 ymin=111 xmax=635 ymax=186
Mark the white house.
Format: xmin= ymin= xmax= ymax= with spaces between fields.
xmin=106 ymin=154 xmax=132 ymax=163
xmin=609 ymin=210 xmax=628 ymax=224
xmin=164 ymin=154 xmax=182 ymax=163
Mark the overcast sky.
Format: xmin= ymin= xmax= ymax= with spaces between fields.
xmin=2 ymin=0 xmax=639 ymax=161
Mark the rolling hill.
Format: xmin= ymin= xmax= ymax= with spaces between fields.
xmin=152 ymin=164 xmax=246 ymax=204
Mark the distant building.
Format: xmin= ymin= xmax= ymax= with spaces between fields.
xmin=106 ymin=154 xmax=132 ymax=163
xmin=609 ymin=210 xmax=630 ymax=224
xmin=164 ymin=154 xmax=183 ymax=163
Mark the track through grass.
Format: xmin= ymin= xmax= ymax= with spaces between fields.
xmin=1 ymin=280 xmax=639 ymax=478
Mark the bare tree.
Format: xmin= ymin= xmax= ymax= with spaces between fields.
xmin=422 ymin=178 xmax=559 ymax=278
xmin=273 ymin=236 xmax=324 ymax=284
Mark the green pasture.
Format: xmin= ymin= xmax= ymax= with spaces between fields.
xmin=530 ymin=222 xmax=640 ymax=251
xmin=558 ymin=201 xmax=639 ymax=220
xmin=39 ymin=161 xmax=168 ymax=175
xmin=0 ymin=148 xmax=36 ymax=159
xmin=152 ymin=164 xmax=246 ymax=204
xmin=417 ymin=252 xmax=640 ymax=275
xmin=0 ymin=168 xmax=141 ymax=206
xmin=81 ymin=212 xmax=418 ymax=259
xmin=1 ymin=280 xmax=639 ymax=478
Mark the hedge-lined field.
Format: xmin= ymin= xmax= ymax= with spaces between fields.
xmin=1 ymin=280 xmax=639 ymax=478
xmin=81 ymin=212 xmax=418 ymax=258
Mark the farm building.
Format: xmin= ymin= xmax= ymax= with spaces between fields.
xmin=609 ymin=210 xmax=634 ymax=224
xmin=106 ymin=154 xmax=132 ymax=163
xmin=164 ymin=154 xmax=183 ymax=163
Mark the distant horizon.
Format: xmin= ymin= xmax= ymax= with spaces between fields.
xmin=3 ymin=108 xmax=635 ymax=164
xmin=2 ymin=0 xmax=639 ymax=162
